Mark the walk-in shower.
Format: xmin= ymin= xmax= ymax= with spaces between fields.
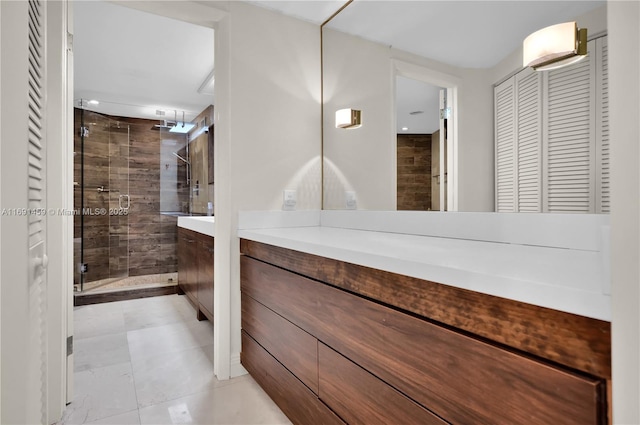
xmin=73 ymin=100 xmax=195 ymax=293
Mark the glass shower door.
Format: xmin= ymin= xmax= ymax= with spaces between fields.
xmin=74 ymin=105 xmax=130 ymax=291
xmin=107 ymin=120 xmax=130 ymax=282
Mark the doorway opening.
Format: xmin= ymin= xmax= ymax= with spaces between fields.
xmin=72 ymin=1 xmax=214 ymax=297
xmin=393 ymin=60 xmax=458 ymax=211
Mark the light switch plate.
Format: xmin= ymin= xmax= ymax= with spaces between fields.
xmin=283 ymin=190 xmax=297 ymax=211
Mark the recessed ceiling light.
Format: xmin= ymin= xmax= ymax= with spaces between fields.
xmin=402 ymin=127 xmax=409 ymax=131
xmin=87 ymin=99 xmax=99 ymax=105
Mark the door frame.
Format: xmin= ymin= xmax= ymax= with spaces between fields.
xmin=45 ymin=0 xmax=74 ymax=417
xmin=392 ymin=59 xmax=460 ymax=211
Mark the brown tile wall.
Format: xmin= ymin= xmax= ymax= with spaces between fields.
xmin=397 ymin=134 xmax=432 ymax=211
xmin=74 ymin=108 xmax=188 ymax=283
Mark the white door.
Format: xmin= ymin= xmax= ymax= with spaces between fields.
xmin=1 ymin=1 xmax=50 ymax=423
xmin=25 ymin=0 xmax=49 ymax=422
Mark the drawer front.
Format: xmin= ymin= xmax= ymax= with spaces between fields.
xmin=241 ymin=332 xmax=344 ymax=425
xmin=197 ymin=235 xmax=214 ymax=318
xmin=178 ymin=228 xmax=199 ymax=305
xmin=241 ymin=240 xmax=611 ymax=381
xmin=242 ymin=294 xmax=318 ymax=393
xmin=318 ymin=343 xmax=449 ymax=425
xmin=241 ymin=256 xmax=604 ymax=425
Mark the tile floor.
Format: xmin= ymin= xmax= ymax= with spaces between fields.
xmin=57 ymin=294 xmax=292 ymax=425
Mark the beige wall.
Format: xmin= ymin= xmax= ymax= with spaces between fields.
xmin=323 ymin=5 xmax=608 ymax=213
xmin=609 ymin=2 xmax=640 ymax=422
xmin=214 ymin=1 xmax=321 ymax=378
xmin=323 ymin=29 xmax=396 ymax=210
xmin=322 ymin=28 xmax=496 ymax=212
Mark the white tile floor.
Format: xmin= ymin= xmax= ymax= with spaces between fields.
xmin=58 ymin=295 xmax=292 ymax=425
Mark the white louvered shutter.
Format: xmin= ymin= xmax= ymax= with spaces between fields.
xmin=26 ymin=0 xmax=49 ymax=423
xmin=516 ymin=68 xmax=542 ymax=212
xmin=596 ymin=37 xmax=610 ymax=213
xmin=495 ymin=77 xmax=516 ymax=212
xmin=544 ymin=40 xmax=595 ymax=213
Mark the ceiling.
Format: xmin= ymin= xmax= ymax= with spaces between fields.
xmin=74 ymin=1 xmax=214 ymax=122
xmin=250 ymin=0 xmax=604 ymax=134
xmin=325 ymin=1 xmax=605 ymax=69
xmin=74 ymin=0 xmax=604 ymax=127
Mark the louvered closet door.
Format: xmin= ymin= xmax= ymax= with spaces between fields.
xmin=26 ymin=0 xmax=49 ymax=423
xmin=495 ymin=77 xmax=515 ymax=212
xmin=596 ymin=37 xmax=609 ymax=213
xmin=516 ymin=68 xmax=542 ymax=212
xmin=544 ymin=40 xmax=596 ymax=213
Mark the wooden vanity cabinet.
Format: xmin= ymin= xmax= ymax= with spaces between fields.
xmin=197 ymin=234 xmax=214 ymax=321
xmin=240 ymin=239 xmax=611 ymax=425
xmin=177 ymin=228 xmax=197 ymax=303
xmin=177 ymin=227 xmax=214 ymax=321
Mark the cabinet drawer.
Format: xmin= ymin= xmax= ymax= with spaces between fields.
xmin=242 ymin=294 xmax=318 ymax=393
xmin=197 ymin=235 xmax=214 ymax=320
xmin=241 ymin=256 xmax=605 ymax=425
xmin=178 ymin=228 xmax=199 ymax=306
xmin=241 ymin=332 xmax=344 ymax=425
xmin=319 ymin=343 xmax=448 ymax=425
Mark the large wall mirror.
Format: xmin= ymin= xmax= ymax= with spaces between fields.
xmin=322 ymin=1 xmax=607 ymax=212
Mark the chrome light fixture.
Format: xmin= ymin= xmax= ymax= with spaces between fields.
xmin=523 ymin=22 xmax=587 ymax=71
xmin=335 ymin=108 xmax=362 ymax=129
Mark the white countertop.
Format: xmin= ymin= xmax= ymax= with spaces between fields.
xmin=238 ymin=222 xmax=610 ymax=321
xmin=178 ymin=216 xmax=215 ymax=237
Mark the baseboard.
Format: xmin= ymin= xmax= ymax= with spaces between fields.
xmin=230 ymin=352 xmax=247 ymax=378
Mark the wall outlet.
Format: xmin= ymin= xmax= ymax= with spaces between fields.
xmin=345 ymin=191 xmax=357 ymax=210
xmin=283 ymin=190 xmax=297 ymax=211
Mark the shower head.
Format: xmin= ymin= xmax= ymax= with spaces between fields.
xmin=172 ymin=152 xmax=190 ymax=165
xmin=151 ymin=120 xmax=176 ymax=131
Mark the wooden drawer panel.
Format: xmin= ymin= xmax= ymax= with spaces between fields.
xmin=318 ymin=343 xmax=449 ymax=425
xmin=241 ymin=332 xmax=344 ymax=425
xmin=197 ymin=235 xmax=214 ymax=321
xmin=242 ymin=294 xmax=318 ymax=393
xmin=178 ymin=228 xmax=198 ymax=306
xmin=241 ymin=239 xmax=611 ymax=380
xmin=241 ymin=256 xmax=605 ymax=425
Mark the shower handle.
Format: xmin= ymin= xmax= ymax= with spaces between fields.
xmin=119 ymin=194 xmax=130 ymax=210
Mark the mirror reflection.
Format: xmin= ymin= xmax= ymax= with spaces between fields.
xmin=322 ymin=1 xmax=607 ymax=213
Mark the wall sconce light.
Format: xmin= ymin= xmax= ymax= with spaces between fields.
xmin=335 ymin=108 xmax=362 ymax=129
xmin=523 ymin=21 xmax=587 ymax=71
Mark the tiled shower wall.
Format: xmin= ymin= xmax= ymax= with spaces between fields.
xmin=74 ymin=109 xmax=189 ymax=283
xmin=397 ymin=134 xmax=432 ymax=211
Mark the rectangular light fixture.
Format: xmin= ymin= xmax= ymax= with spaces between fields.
xmin=335 ymin=108 xmax=362 ymax=129
xmin=523 ymin=21 xmax=587 ymax=71
xmin=169 ymin=122 xmax=196 ymax=134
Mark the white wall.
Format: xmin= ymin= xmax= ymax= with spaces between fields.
xmin=214 ymin=1 xmax=321 ymax=378
xmin=609 ymin=2 xmax=640 ymax=423
xmin=322 ymin=28 xmax=496 ymax=212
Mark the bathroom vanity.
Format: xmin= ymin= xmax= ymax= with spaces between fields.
xmin=238 ymin=211 xmax=611 ymax=425
xmin=177 ymin=216 xmax=215 ymax=321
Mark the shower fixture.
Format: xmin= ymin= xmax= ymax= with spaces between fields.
xmin=170 ymin=110 xmax=195 ymax=134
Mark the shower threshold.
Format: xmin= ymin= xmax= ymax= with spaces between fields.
xmin=74 ymin=273 xmax=179 ymax=305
